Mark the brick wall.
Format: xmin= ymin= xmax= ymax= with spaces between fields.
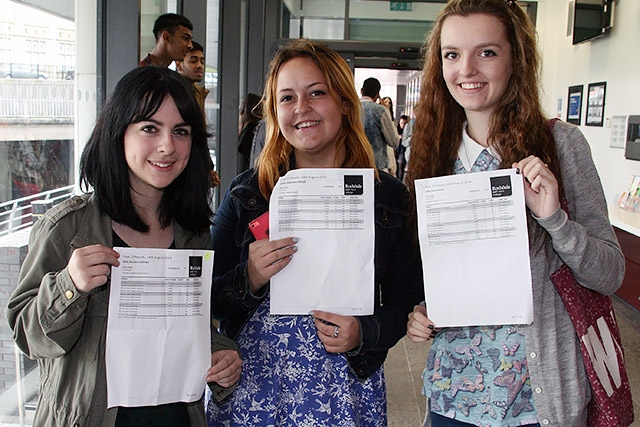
xmin=0 ymin=227 xmax=31 ymax=392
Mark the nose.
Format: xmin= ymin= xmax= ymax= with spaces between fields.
xmin=158 ymin=132 xmax=176 ymax=155
xmin=295 ymin=98 xmax=309 ymax=115
xmin=459 ymin=56 xmax=477 ymax=77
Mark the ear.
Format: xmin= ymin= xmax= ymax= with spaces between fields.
xmin=161 ymin=30 xmax=172 ymax=44
xmin=341 ymin=99 xmax=349 ymax=115
xmin=175 ymin=61 xmax=183 ymax=72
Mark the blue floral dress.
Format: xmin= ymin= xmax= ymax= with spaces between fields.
xmin=207 ymin=294 xmax=387 ymax=426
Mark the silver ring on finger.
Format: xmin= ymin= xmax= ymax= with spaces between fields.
xmin=332 ymin=325 xmax=339 ymax=338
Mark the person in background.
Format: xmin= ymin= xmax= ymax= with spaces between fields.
xmin=382 ymin=96 xmax=395 ymax=122
xmin=360 ymin=78 xmax=399 ymax=173
xmin=5 ymin=66 xmax=241 ymax=427
xmin=381 ymin=96 xmax=399 ymax=177
xmin=176 ymin=41 xmax=220 ymax=190
xmin=176 ymin=41 xmax=209 ymax=121
xmin=140 ymin=13 xmax=193 ymax=67
xmin=401 ymin=110 xmax=416 ymax=182
xmin=206 ymin=39 xmax=424 ymax=426
xmin=237 ymin=93 xmax=262 ymax=171
xmin=405 ymin=0 xmax=624 ymax=426
xmin=248 ymin=118 xmax=267 ymax=169
xmin=395 ymin=114 xmax=409 ymax=181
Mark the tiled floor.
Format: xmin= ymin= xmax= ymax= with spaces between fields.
xmin=385 ymin=296 xmax=640 ymax=426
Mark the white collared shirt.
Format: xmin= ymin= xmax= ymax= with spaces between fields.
xmin=456 ymin=122 xmax=501 ymax=172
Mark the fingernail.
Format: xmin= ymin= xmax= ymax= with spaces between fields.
xmin=516 ymin=167 xmax=520 ymax=174
xmin=292 ymin=246 xmax=298 ymax=252
xmin=428 ymin=324 xmax=434 ymax=330
xmin=292 ymin=237 xmax=299 ymax=243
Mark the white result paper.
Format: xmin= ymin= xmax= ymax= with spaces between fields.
xmin=269 ymin=168 xmax=375 ymax=316
xmin=106 ymin=247 xmax=213 ymax=408
xmin=415 ymin=169 xmax=533 ymax=327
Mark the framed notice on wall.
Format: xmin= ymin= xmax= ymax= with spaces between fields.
xmin=586 ymin=82 xmax=606 ymax=127
xmin=567 ymin=85 xmax=583 ymax=125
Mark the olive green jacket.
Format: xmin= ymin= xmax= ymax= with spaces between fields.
xmin=5 ymin=193 xmax=238 ymax=427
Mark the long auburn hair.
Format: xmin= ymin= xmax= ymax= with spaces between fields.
xmin=405 ymin=0 xmax=560 ymax=196
xmin=256 ymin=39 xmax=376 ymax=199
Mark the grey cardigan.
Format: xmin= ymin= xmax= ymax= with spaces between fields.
xmin=525 ymin=120 xmax=624 ymax=426
xmin=5 ymin=193 xmax=239 ymax=427
xmin=424 ymin=120 xmax=625 ymax=426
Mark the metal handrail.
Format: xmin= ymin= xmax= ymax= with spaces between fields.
xmin=0 ymin=185 xmax=75 ymax=237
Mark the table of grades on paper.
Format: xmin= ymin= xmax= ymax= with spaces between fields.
xmin=424 ymin=197 xmax=517 ymax=246
xmin=276 ymin=194 xmax=365 ymax=232
xmin=117 ymin=278 xmax=204 ymax=319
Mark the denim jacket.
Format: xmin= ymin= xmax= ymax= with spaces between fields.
xmin=211 ymin=168 xmax=424 ymax=380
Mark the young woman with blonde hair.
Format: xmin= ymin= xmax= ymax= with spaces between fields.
xmin=207 ymin=39 xmax=423 ymax=426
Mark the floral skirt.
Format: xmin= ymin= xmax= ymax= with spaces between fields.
xmin=207 ymin=295 xmax=386 ymax=426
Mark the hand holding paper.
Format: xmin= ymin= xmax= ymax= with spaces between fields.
xmin=246 ymin=237 xmax=297 ymax=293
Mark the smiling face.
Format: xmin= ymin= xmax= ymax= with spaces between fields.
xmin=440 ymin=13 xmax=513 ymax=122
xmin=275 ymin=56 xmax=347 ymax=167
xmin=124 ymin=95 xmax=192 ymax=197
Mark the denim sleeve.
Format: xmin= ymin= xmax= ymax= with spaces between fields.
xmin=210 ymin=183 xmax=265 ymax=321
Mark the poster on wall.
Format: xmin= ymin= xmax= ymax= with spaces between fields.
xmin=610 ymin=115 xmax=627 ymax=149
xmin=586 ymin=82 xmax=606 ymax=127
xmin=567 ymin=85 xmax=583 ymax=125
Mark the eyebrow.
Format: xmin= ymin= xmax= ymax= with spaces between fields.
xmin=276 ymin=81 xmax=325 ymax=95
xmin=441 ymin=42 xmax=502 ymax=51
xmin=138 ymin=118 xmax=190 ymax=128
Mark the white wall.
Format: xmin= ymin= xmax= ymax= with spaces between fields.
xmin=537 ymin=0 xmax=640 ymax=206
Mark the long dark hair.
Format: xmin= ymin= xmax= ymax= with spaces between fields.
xmin=79 ymin=66 xmax=213 ymax=233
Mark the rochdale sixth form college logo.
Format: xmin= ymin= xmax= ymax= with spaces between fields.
xmin=344 ymin=175 xmax=364 ymax=195
xmin=188 ymin=256 xmax=203 ymax=277
xmin=490 ymin=175 xmax=512 ymax=198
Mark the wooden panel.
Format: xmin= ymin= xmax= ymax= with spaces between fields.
xmin=614 ymin=227 xmax=640 ymax=311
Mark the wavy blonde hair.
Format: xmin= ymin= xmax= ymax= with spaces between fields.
xmin=256 ymin=39 xmax=376 ymax=199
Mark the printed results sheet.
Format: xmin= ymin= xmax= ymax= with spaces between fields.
xmin=269 ymin=168 xmax=375 ymax=316
xmin=415 ymin=169 xmax=533 ymax=327
xmin=106 ymin=248 xmax=213 ymax=408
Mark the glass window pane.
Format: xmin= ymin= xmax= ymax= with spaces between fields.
xmin=0 ymin=2 xmax=75 ymax=204
xmin=205 ymin=0 xmax=220 ymax=196
xmin=0 ymin=1 xmax=76 ymax=424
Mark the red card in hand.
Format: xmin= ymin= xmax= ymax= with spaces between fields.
xmin=249 ymin=212 xmax=269 ymax=240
